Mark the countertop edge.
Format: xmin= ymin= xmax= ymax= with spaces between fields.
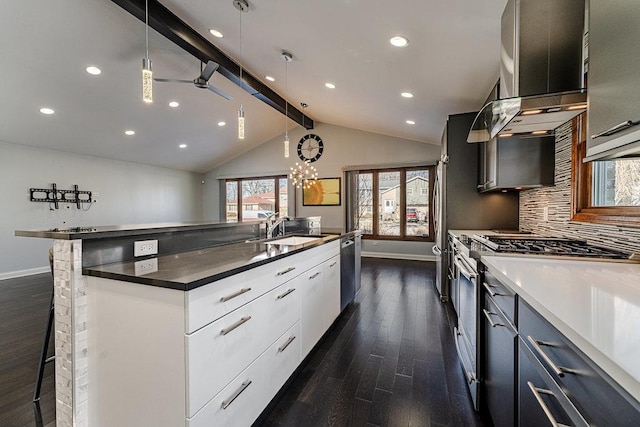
xmin=83 ymin=234 xmax=342 ymax=291
xmin=481 ymin=255 xmax=640 ymax=404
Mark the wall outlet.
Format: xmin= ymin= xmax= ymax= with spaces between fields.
xmin=134 ymin=239 xmax=158 ymax=257
xmin=134 ymin=258 xmax=158 ymax=275
xmin=543 ymin=206 xmax=549 ymax=222
xmin=92 ymin=192 xmax=99 ymax=203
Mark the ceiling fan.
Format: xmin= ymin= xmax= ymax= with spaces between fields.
xmin=154 ymin=60 xmax=233 ymax=100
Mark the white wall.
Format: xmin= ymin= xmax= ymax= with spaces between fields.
xmin=0 ymin=142 xmax=204 ymax=277
xmin=203 ymin=122 xmax=441 ymax=260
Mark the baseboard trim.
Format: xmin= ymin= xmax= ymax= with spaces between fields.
xmin=0 ymin=266 xmax=50 ymax=281
xmin=362 ymin=252 xmax=435 ymax=262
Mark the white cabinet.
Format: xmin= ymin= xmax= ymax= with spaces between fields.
xmin=323 ymin=255 xmax=341 ymax=329
xmin=187 ymin=322 xmax=301 ymax=427
xmin=87 ymin=239 xmax=340 ymax=427
xmin=300 ymin=263 xmax=326 ymax=358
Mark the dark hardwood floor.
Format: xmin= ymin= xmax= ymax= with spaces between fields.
xmin=0 ymin=272 xmax=56 ymax=427
xmin=258 ymin=258 xmax=486 ymax=427
xmin=0 ymin=258 xmax=485 ymax=427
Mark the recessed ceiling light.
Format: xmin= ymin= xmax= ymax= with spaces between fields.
xmin=325 ymin=82 xmax=336 ymax=89
xmin=124 ymin=130 xmax=135 ymax=136
xmin=39 ymin=107 xmax=55 ymax=115
xmin=209 ymin=29 xmax=223 ymax=38
xmin=401 ymin=92 xmax=414 ymax=98
xmin=265 ymin=76 xmax=275 ymax=82
xmin=406 ymin=120 xmax=415 ymax=125
xmin=218 ymin=121 xmax=226 ymax=127
xmin=179 ymin=143 xmax=187 ymax=149
xmin=390 ymin=36 xmax=409 ymax=47
xmin=85 ymin=66 xmax=102 ymax=75
xmin=169 ymin=101 xmax=180 ymax=108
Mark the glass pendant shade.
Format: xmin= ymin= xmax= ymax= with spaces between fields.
xmin=142 ymin=58 xmax=153 ymax=103
xmin=238 ymin=106 xmax=245 ymax=139
xmin=284 ymin=134 xmax=290 ymax=158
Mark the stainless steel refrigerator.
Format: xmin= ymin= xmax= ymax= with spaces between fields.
xmin=432 ymin=112 xmax=519 ymax=302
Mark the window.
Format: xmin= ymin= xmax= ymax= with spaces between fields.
xmin=347 ymin=166 xmax=434 ymax=241
xmin=572 ymin=115 xmax=640 ymax=226
xmin=225 ymin=176 xmax=288 ymax=222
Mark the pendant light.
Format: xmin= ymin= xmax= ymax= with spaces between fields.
xmin=234 ymin=0 xmax=249 ymax=139
xmin=282 ymin=51 xmax=293 ymax=158
xmin=142 ymin=0 xmax=153 ymax=103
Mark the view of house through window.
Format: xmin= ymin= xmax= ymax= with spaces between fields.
xmin=225 ymin=176 xmax=288 ymax=222
xmin=351 ymin=167 xmax=433 ymax=240
xmin=591 ymin=159 xmax=640 ymax=207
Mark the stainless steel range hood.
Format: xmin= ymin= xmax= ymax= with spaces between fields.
xmin=468 ymin=0 xmax=587 ymax=143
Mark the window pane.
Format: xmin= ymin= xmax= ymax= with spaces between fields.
xmin=592 ymin=159 xmax=640 ymax=207
xmin=406 ymin=170 xmax=429 ymax=237
xmin=356 ymin=173 xmax=373 ymax=234
xmin=379 ymin=171 xmax=400 ymax=236
xmin=279 ymin=178 xmax=288 ymax=217
xmin=226 ymin=181 xmax=238 ymax=223
xmin=241 ymin=179 xmax=276 ymax=221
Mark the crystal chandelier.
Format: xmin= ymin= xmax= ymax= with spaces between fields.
xmin=289 ymin=161 xmax=319 ymax=189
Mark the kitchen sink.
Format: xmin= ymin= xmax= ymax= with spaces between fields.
xmin=265 ymin=236 xmax=323 ymax=246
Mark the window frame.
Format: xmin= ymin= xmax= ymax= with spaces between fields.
xmin=571 ymin=115 xmax=640 ymax=226
xmin=225 ymin=175 xmax=288 ymax=222
xmin=353 ymin=166 xmax=435 ymax=242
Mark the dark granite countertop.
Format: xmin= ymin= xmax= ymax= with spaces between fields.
xmin=83 ymin=234 xmax=341 ymax=291
xmin=15 ymin=221 xmax=246 ymax=240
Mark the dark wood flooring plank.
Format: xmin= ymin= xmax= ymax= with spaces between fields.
xmin=368 ymin=388 xmax=393 ymax=427
xmin=355 ymin=355 xmax=384 ymax=402
xmin=387 ymin=374 xmax=413 ymax=427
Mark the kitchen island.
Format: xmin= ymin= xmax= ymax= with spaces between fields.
xmin=16 ymin=220 xmax=343 ymax=427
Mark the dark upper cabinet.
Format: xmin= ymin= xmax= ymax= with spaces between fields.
xmin=586 ymin=0 xmax=640 ymax=161
xmin=478 ymin=136 xmax=555 ymax=192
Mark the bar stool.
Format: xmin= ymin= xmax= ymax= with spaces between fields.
xmin=33 ymin=248 xmax=55 ymax=402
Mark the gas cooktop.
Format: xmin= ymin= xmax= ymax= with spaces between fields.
xmin=472 ymin=235 xmax=632 ymax=260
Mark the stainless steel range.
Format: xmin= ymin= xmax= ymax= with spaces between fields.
xmin=449 ymin=232 xmax=633 ymax=411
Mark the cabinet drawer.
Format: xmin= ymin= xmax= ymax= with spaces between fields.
xmin=482 ymin=270 xmax=516 ymax=326
xmin=187 ymin=322 xmax=301 ymax=427
xmin=519 ymin=300 xmax=640 ymax=425
xmin=186 ymin=263 xmax=276 ymax=333
xmin=186 ymin=281 xmax=298 ymax=417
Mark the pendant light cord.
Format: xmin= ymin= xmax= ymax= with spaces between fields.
xmin=239 ymin=5 xmax=242 ymax=88
xmin=145 ymin=0 xmax=149 ymax=60
xmin=284 ymin=57 xmax=288 ymax=138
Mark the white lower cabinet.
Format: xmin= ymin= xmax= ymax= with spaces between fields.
xmin=300 ymin=263 xmax=326 ymax=358
xmin=87 ymin=240 xmax=340 ymax=427
xmin=324 ymin=255 xmax=341 ymax=329
xmin=188 ymin=322 xmax=301 ymax=427
xmin=186 ymin=280 xmax=300 ymax=416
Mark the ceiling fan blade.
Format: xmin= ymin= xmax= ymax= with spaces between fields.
xmin=200 ymin=61 xmax=220 ymax=81
xmin=206 ymin=85 xmax=233 ymax=100
xmin=154 ymin=78 xmax=193 ymax=83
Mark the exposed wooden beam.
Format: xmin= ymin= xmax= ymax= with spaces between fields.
xmin=111 ymin=0 xmax=314 ymax=129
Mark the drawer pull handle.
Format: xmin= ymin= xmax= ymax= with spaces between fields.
xmin=330 ymin=261 xmax=337 ymax=267
xmin=309 ymin=271 xmax=321 ymax=280
xmin=220 ymin=316 xmax=252 ymax=336
xmin=277 ymin=267 xmax=296 ymax=276
xmin=483 ymin=282 xmax=505 ymax=297
xmin=527 ymin=382 xmax=571 ymax=427
xmin=221 ymin=380 xmax=252 ymax=409
xmin=278 ymin=335 xmax=296 ymax=352
xmin=220 ymin=288 xmax=251 ymax=302
xmin=277 ymin=288 xmax=296 ymax=299
xmin=482 ymin=309 xmax=504 ymax=328
xmin=591 ymin=120 xmax=640 ymax=139
xmin=527 ymin=336 xmax=566 ymax=377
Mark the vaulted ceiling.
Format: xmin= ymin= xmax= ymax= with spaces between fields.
xmin=0 ymin=0 xmax=507 ymax=173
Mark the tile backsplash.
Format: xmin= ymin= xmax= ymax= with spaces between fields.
xmin=520 ymin=121 xmax=640 ymax=254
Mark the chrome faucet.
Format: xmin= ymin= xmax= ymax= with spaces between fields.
xmin=266 ymin=213 xmax=289 ymax=239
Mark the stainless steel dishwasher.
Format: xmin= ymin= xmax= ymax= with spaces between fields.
xmin=340 ymin=233 xmax=361 ymax=311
